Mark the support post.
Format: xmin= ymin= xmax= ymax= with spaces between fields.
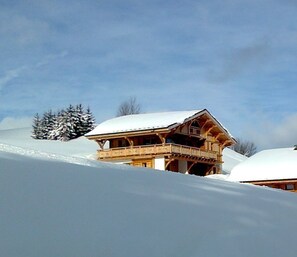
xmin=157 ymin=133 xmax=167 ymax=145
xmin=165 ymin=158 xmax=175 ymax=170
xmin=96 ymin=140 xmax=106 ymax=150
xmin=186 ymin=161 xmax=196 ymax=174
xmin=125 ymin=137 xmax=134 ymax=147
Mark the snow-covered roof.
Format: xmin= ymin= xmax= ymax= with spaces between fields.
xmin=228 ymin=147 xmax=297 ymax=182
xmin=86 ymin=110 xmax=203 ymax=136
xmin=222 ymin=148 xmax=248 ymax=174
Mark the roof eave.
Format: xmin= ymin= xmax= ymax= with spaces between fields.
xmin=85 ymin=127 xmax=172 ymax=140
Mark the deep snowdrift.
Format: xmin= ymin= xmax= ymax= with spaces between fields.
xmin=1 ymin=145 xmax=297 ymax=257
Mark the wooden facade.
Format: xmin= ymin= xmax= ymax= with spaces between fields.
xmin=245 ymin=180 xmax=297 ymax=193
xmin=86 ymin=110 xmax=236 ymax=176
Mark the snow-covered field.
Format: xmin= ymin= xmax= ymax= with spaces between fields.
xmin=1 ymin=128 xmax=297 ymax=257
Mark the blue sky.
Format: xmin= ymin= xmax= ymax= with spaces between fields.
xmin=0 ymin=0 xmax=296 ymax=149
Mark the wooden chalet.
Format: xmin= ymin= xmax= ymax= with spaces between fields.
xmin=86 ymin=109 xmax=236 ymax=176
xmin=229 ymin=147 xmax=297 ymax=192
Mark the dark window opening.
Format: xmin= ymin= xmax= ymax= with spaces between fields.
xmin=143 ymin=137 xmax=158 ymax=145
xmin=285 ymin=184 xmax=294 ymax=190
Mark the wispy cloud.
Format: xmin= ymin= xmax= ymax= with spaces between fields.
xmin=207 ymin=42 xmax=269 ymax=84
xmin=0 ymin=51 xmax=68 ymax=90
xmin=0 ymin=116 xmax=32 ymax=130
xmin=0 ymin=66 xmax=27 ymax=90
xmin=245 ymin=113 xmax=297 ymax=150
xmin=35 ymin=51 xmax=68 ymax=68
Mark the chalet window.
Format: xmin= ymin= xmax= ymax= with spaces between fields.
xmin=190 ymin=121 xmax=200 ymax=135
xmin=191 ymin=121 xmax=199 ymax=127
xmin=166 ymin=138 xmax=174 ymax=144
xmin=143 ymin=137 xmax=157 ymax=145
xmin=285 ymin=184 xmax=294 ymax=190
xmin=118 ymin=139 xmax=128 ymax=147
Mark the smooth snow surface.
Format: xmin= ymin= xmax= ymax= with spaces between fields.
xmin=222 ymin=147 xmax=248 ymax=174
xmin=86 ymin=110 xmax=201 ymax=136
xmin=0 ymin=127 xmax=98 ymax=158
xmin=229 ymin=148 xmax=297 ymax=182
xmin=1 ymin=128 xmax=297 ymax=257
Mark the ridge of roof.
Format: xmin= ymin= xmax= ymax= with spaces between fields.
xmin=86 ymin=110 xmax=203 ymax=136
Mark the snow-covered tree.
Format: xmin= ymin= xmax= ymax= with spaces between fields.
xmin=56 ymin=111 xmax=71 ymax=141
xmin=65 ymin=104 xmax=78 ymax=139
xmin=32 ymin=104 xmax=96 ymax=141
xmin=31 ymin=113 xmax=43 ymax=139
xmin=41 ymin=110 xmax=56 ymax=139
xmin=48 ymin=109 xmax=64 ymax=140
xmin=81 ymin=106 xmax=95 ymax=135
xmin=74 ymin=104 xmax=85 ymax=137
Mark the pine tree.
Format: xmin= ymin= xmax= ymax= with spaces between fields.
xmin=31 ymin=113 xmax=43 ymax=139
xmin=74 ymin=104 xmax=85 ymax=137
xmin=66 ymin=104 xmax=78 ymax=140
xmin=82 ymin=106 xmax=95 ymax=135
xmin=53 ymin=110 xmax=70 ymax=141
xmin=41 ymin=110 xmax=56 ymax=139
xmin=32 ymin=104 xmax=96 ymax=141
xmin=48 ymin=109 xmax=63 ymax=140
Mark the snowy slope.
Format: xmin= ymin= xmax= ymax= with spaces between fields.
xmin=1 ymin=132 xmax=297 ymax=256
xmin=0 ymin=127 xmax=98 ymax=158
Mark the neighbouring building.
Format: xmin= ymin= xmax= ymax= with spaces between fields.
xmin=86 ymin=109 xmax=236 ymax=176
xmin=228 ymin=147 xmax=297 ymax=192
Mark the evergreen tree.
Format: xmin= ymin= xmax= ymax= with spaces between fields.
xmin=48 ymin=109 xmax=63 ymax=140
xmin=74 ymin=104 xmax=86 ymax=137
xmin=32 ymin=104 xmax=96 ymax=141
xmin=82 ymin=106 xmax=95 ymax=135
xmin=41 ymin=110 xmax=56 ymax=139
xmin=31 ymin=113 xmax=43 ymax=139
xmin=56 ymin=110 xmax=71 ymax=141
xmin=66 ymin=104 xmax=78 ymax=140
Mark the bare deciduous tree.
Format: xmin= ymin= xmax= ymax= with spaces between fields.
xmin=230 ymin=138 xmax=257 ymax=157
xmin=116 ymin=97 xmax=141 ymax=117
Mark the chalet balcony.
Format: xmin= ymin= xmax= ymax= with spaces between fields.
xmin=98 ymin=144 xmax=219 ymax=162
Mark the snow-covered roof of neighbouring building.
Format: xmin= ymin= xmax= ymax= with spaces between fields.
xmin=86 ymin=109 xmax=233 ymax=137
xmin=222 ymin=148 xmax=248 ymax=174
xmin=228 ymin=147 xmax=297 ymax=182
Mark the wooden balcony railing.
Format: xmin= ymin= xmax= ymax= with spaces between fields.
xmin=98 ymin=143 xmax=218 ymax=161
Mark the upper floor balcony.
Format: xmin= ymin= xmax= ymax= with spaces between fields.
xmin=98 ymin=143 xmax=219 ymax=162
